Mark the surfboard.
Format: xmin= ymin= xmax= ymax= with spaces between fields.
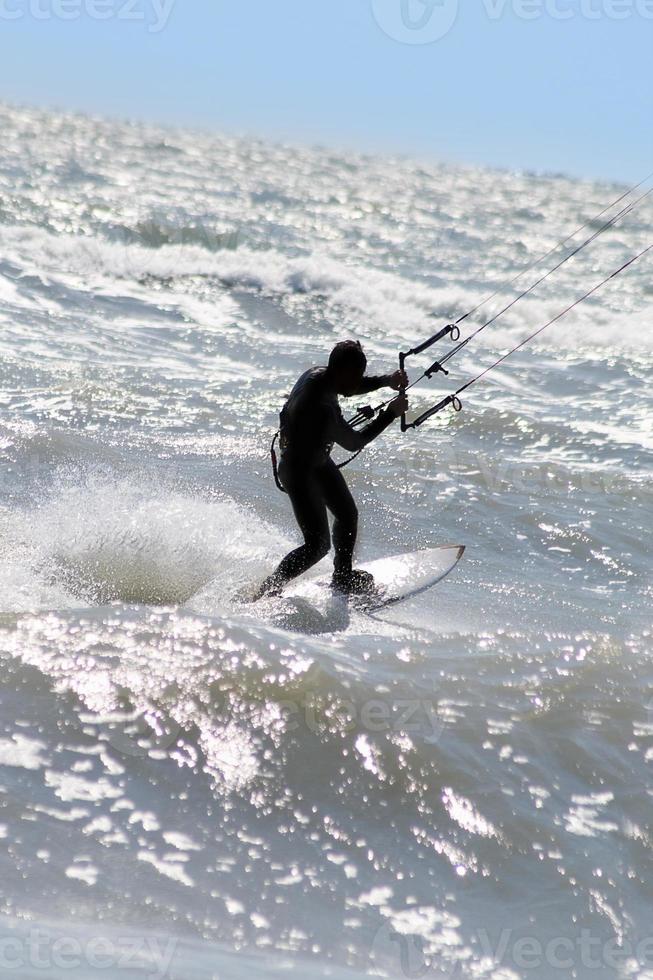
xmin=284 ymin=544 xmax=465 ymax=611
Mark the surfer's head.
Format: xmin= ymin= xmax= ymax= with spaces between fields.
xmin=327 ymin=340 xmax=367 ymax=395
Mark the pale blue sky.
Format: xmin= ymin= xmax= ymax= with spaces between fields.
xmin=0 ymin=0 xmax=651 ymax=181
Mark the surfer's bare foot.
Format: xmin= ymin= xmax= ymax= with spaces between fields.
xmin=331 ymin=568 xmax=375 ymax=595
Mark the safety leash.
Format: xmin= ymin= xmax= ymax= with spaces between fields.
xmin=270 ymin=432 xmax=286 ymax=493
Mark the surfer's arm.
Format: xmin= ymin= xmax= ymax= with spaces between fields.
xmin=354 ymin=370 xmax=408 ymax=394
xmin=331 ymin=406 xmax=397 ymax=451
xmin=354 ymin=375 xmax=388 ymax=394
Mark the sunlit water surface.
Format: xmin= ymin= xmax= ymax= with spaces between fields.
xmin=0 ymin=103 xmax=652 ymax=979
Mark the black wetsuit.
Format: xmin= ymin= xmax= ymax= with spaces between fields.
xmin=271 ymin=366 xmax=395 ymax=585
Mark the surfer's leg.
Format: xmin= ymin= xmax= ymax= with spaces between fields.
xmin=319 ymin=460 xmax=358 ymax=578
xmin=320 ymin=461 xmax=376 ymax=596
xmin=260 ymin=467 xmax=330 ymax=594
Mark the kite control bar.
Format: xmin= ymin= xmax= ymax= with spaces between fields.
xmin=398 ymin=323 xmax=460 ymax=432
xmin=404 ymin=394 xmax=462 ymax=431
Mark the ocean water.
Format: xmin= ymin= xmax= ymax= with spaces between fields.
xmin=0 ymin=102 xmax=651 ymax=980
